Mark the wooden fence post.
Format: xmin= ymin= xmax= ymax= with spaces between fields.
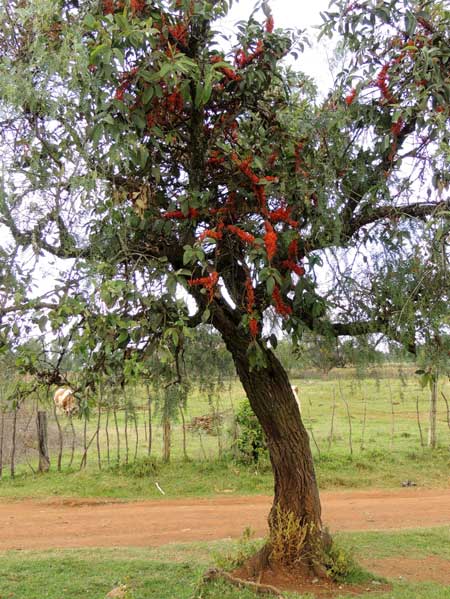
xmin=37 ymin=411 xmax=50 ymax=473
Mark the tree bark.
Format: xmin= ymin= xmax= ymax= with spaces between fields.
xmin=52 ymin=401 xmax=63 ymax=472
xmin=162 ymin=418 xmax=171 ymax=463
xmin=10 ymin=406 xmax=18 ymax=478
xmin=179 ymin=404 xmax=188 ymax=461
xmin=37 ymin=411 xmax=50 ymax=473
xmin=113 ymin=406 xmax=120 ymax=464
xmin=428 ymin=375 xmax=438 ymax=449
xmin=0 ymin=410 xmax=4 ymax=479
xmin=105 ymin=407 xmax=111 ymax=465
xmin=96 ymin=401 xmax=102 ymax=470
xmin=213 ymin=307 xmax=326 ymax=575
xmin=146 ymin=384 xmax=152 ymax=457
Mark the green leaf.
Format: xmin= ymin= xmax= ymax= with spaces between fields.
xmin=83 ymin=14 xmax=97 ymax=30
xmin=266 ymin=276 xmax=275 ymax=296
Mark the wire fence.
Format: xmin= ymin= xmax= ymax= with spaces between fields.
xmin=1 ymin=373 xmax=449 ymax=477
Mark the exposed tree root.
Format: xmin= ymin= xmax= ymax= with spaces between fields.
xmin=203 ymin=568 xmax=285 ymax=598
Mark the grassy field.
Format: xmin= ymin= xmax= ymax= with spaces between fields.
xmin=1 ymin=527 xmax=449 ymax=598
xmin=1 ymin=369 xmax=449 ymax=598
xmin=0 ymin=445 xmax=449 ymax=501
xmin=0 ymin=368 xmax=449 ymax=499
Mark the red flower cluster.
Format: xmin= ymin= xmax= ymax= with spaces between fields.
xmin=197 ymin=229 xmax=223 ymax=242
xmin=227 ymin=225 xmax=255 ymax=245
xmin=210 ymin=55 xmax=241 ymax=81
xmin=390 ymin=117 xmax=404 ymax=137
xmin=345 ymin=88 xmax=357 ymax=106
xmin=168 ymin=23 xmax=188 ymax=46
xmin=265 ymin=16 xmax=274 ymax=33
xmin=245 ymin=278 xmax=255 ymax=313
xmin=188 ymin=272 xmax=219 ymax=302
xmin=282 ymin=259 xmax=305 ymax=276
xmin=231 ymin=153 xmax=268 ymax=213
xmin=130 ymin=0 xmax=145 ymax=13
xmin=232 ymin=154 xmax=260 ymax=185
xmin=269 ymin=207 xmax=298 ymax=227
xmin=146 ymin=112 xmax=156 ymax=128
xmin=115 ymin=68 xmax=139 ymax=102
xmin=102 ymin=0 xmax=114 ymax=14
xmin=163 ymin=207 xmax=200 ymax=219
xmin=268 ymin=151 xmax=278 ymax=166
xmin=167 ymin=90 xmax=183 ymax=113
xmin=272 ymin=286 xmax=292 ymax=316
xmin=207 ymin=150 xmax=225 ymax=165
xmin=264 ymin=221 xmax=277 ymax=262
xmin=235 ymin=40 xmax=264 ymax=68
xmin=249 ymin=318 xmax=259 ymax=338
xmin=376 ymin=64 xmax=396 ymax=103
xmin=288 ymin=238 xmax=299 ymax=259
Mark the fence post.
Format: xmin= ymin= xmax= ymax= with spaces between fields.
xmin=37 ymin=410 xmax=50 ymax=473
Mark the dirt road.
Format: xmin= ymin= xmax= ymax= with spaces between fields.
xmin=1 ymin=487 xmax=449 ymax=551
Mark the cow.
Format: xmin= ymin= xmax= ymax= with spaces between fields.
xmin=291 ymin=384 xmax=301 ymax=414
xmin=53 ymin=387 xmax=77 ymax=415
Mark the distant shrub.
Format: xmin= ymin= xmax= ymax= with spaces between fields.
xmin=234 ymin=400 xmax=267 ymax=464
xmin=108 ymin=456 xmax=158 ymax=478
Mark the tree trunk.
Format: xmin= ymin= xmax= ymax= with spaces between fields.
xmin=146 ymin=384 xmax=152 ymax=456
xmin=428 ymin=375 xmax=438 ymax=449
xmin=96 ymin=401 xmax=102 ymax=470
xmin=37 ymin=411 xmax=50 ymax=473
xmin=105 ymin=406 xmax=111 ymax=465
xmin=113 ymin=406 xmax=120 ymax=464
xmin=162 ymin=418 xmax=171 ymax=463
xmin=81 ymin=412 xmax=88 ymax=469
xmin=52 ymin=401 xmax=63 ymax=472
xmin=133 ymin=411 xmax=139 ymax=462
xmin=68 ymin=414 xmax=76 ymax=468
xmin=179 ymin=404 xmax=188 ymax=461
xmin=0 ymin=410 xmax=4 ymax=479
xmin=10 ymin=406 xmax=18 ymax=478
xmin=124 ymin=406 xmax=129 ymax=465
xmin=214 ymin=310 xmax=327 ymax=576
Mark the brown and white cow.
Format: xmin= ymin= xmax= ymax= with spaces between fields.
xmin=53 ymin=387 xmax=76 ymax=415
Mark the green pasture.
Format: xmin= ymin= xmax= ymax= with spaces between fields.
xmin=1 ymin=527 xmax=449 ymax=599
xmin=0 ymin=369 xmax=449 ymax=499
xmin=71 ymin=371 xmax=450 ymax=462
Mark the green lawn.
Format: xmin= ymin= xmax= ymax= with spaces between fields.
xmin=1 ymin=528 xmax=449 ymax=599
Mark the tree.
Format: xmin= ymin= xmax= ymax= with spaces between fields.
xmin=0 ymin=0 xmax=449 ymax=578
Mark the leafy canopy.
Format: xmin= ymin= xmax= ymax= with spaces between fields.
xmin=0 ymin=0 xmax=449 ymax=382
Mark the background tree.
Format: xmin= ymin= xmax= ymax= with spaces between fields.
xmin=0 ymin=0 xmax=449 ymax=578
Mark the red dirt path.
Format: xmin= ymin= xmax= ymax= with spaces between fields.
xmin=1 ymin=487 xmax=450 ymax=552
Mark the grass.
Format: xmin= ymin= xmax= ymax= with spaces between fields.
xmin=4 ymin=369 xmax=450 ymax=465
xmin=0 ymin=445 xmax=449 ymax=501
xmin=1 ymin=528 xmax=449 ymax=598
xmin=0 ymin=369 xmax=449 ymax=500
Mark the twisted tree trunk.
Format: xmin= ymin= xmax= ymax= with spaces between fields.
xmin=213 ymin=307 xmax=327 ymax=576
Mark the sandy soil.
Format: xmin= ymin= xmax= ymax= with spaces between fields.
xmin=1 ymin=487 xmax=449 ymax=552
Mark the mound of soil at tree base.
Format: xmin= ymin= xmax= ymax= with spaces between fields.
xmin=228 ymin=564 xmax=391 ymax=598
